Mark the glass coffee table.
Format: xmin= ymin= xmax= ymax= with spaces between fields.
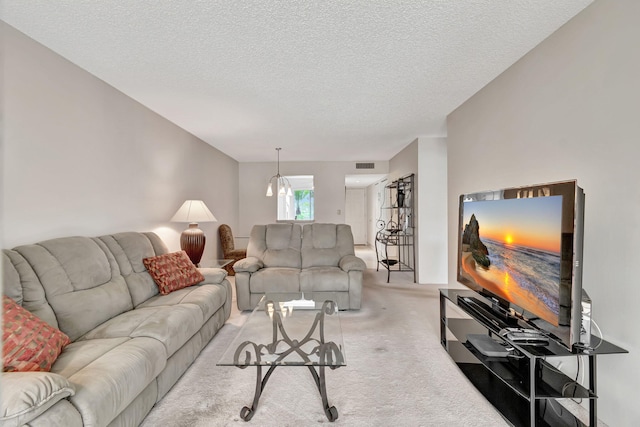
xmin=217 ymin=292 xmax=345 ymax=422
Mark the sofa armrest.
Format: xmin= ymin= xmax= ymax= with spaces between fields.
xmin=233 ymin=257 xmax=264 ymax=273
xmin=339 ymin=255 xmax=366 ymax=272
xmin=197 ymin=268 xmax=228 ymax=284
xmin=1 ymin=371 xmax=75 ymax=427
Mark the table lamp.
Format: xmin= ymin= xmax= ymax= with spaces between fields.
xmin=170 ymin=200 xmax=217 ymax=266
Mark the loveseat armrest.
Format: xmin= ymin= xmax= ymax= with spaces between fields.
xmin=197 ymin=268 xmax=228 ymax=284
xmin=339 ymin=255 xmax=366 ymax=272
xmin=233 ymin=257 xmax=264 ymax=273
xmin=1 ymin=371 xmax=75 ymax=427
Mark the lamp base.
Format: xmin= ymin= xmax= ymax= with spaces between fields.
xmin=180 ymin=223 xmax=205 ymax=266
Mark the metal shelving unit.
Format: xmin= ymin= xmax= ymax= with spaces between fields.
xmin=375 ymin=174 xmax=416 ymax=283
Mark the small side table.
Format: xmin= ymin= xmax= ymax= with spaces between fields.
xmin=210 ymin=259 xmax=233 ymax=269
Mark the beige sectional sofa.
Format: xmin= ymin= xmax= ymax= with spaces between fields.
xmin=234 ymin=223 xmax=366 ymax=311
xmin=1 ymin=232 xmax=232 ymax=427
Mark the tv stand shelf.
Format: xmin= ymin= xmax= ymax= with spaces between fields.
xmin=440 ymin=289 xmax=627 ymax=427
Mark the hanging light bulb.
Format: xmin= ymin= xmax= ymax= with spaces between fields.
xmin=266 ymin=148 xmax=292 ymax=197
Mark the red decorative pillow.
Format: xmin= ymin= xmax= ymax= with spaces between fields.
xmin=3 ymin=295 xmax=71 ymax=372
xmin=143 ymin=251 xmax=205 ymax=295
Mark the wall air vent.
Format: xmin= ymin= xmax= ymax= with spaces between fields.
xmin=355 ymin=162 xmax=375 ymax=169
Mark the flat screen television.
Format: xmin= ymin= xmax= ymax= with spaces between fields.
xmin=457 ymin=180 xmax=585 ymax=350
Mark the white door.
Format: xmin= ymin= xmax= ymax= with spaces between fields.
xmin=345 ymin=188 xmax=367 ymax=244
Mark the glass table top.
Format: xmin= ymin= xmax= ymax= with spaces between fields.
xmin=211 ymin=259 xmax=234 ymax=269
xmin=217 ymin=292 xmax=345 ymax=367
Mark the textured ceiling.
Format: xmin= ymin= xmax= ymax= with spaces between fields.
xmin=1 ymin=1 xmax=593 ymax=162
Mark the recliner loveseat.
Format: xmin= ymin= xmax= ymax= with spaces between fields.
xmin=233 ymin=223 xmax=365 ymax=310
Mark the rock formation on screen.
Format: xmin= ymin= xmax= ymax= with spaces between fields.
xmin=462 ymin=214 xmax=491 ymax=267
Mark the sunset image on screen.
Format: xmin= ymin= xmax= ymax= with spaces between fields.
xmin=459 ymin=195 xmax=563 ymax=325
xmin=466 ymin=196 xmax=562 ymax=254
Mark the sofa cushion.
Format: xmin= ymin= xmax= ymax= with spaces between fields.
xmin=52 ymin=337 xmax=130 ymax=378
xmin=3 ymin=250 xmax=59 ymax=329
xmin=143 ymin=251 xmax=205 ymax=295
xmin=248 ymin=268 xmax=300 ymax=293
xmin=2 ymin=252 xmax=23 ymax=304
xmin=3 ymin=296 xmax=70 ymax=372
xmin=308 ymin=223 xmax=338 ymax=248
xmin=13 ymin=237 xmax=133 ymax=342
xmin=301 ymin=223 xmax=357 ymax=268
xmin=0 ymin=371 xmax=75 ymax=427
xmin=79 ymin=305 xmax=203 ymax=357
xmin=266 ymin=225 xmax=296 ymax=249
xmin=302 ymin=248 xmax=342 ymax=269
xmin=300 ymin=267 xmax=350 ymax=292
xmin=56 ymin=337 xmax=167 ymax=427
xmin=99 ymin=232 xmax=170 ymax=306
xmin=247 ymin=224 xmax=302 ymax=268
xmin=50 ymin=337 xmax=164 ymax=426
xmin=111 ymin=232 xmax=168 ymax=274
xmin=137 ymin=283 xmax=228 ymax=322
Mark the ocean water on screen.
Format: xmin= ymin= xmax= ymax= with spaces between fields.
xmin=483 ymin=238 xmax=561 ymax=318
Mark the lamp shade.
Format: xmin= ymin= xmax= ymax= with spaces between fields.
xmin=170 ymin=200 xmax=217 ymax=223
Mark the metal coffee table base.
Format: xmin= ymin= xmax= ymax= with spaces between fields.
xmin=233 ymin=300 xmax=343 ymax=422
xmin=239 ymin=363 xmax=339 ymax=422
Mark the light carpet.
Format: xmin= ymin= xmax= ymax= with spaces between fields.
xmin=140 ymin=262 xmax=510 ymax=426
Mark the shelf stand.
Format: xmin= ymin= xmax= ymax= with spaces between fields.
xmin=440 ymin=288 xmax=627 ymax=427
xmin=375 ymin=173 xmax=416 ymax=283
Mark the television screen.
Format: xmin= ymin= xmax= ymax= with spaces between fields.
xmin=459 ymin=196 xmax=563 ymax=326
xmin=457 ymin=180 xmax=585 ymax=350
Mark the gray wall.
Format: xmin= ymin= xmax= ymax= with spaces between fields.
xmin=417 ymin=137 xmax=447 ymax=284
xmin=447 ymin=0 xmax=639 ymax=425
xmin=2 ymin=23 xmax=239 ymax=264
xmin=387 ymin=138 xmax=448 ymax=284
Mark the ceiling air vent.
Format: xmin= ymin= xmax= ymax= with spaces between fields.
xmin=355 ymin=162 xmax=375 ymax=169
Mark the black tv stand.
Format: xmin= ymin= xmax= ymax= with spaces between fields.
xmin=441 ymin=289 xmax=628 ymax=427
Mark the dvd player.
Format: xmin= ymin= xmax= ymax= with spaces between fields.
xmin=466 ymin=334 xmax=510 ymax=357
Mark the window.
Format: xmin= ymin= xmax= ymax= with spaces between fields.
xmin=277 ymin=175 xmax=314 ymax=221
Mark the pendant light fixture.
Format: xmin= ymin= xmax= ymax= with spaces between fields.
xmin=266 ymin=147 xmax=292 ymax=197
